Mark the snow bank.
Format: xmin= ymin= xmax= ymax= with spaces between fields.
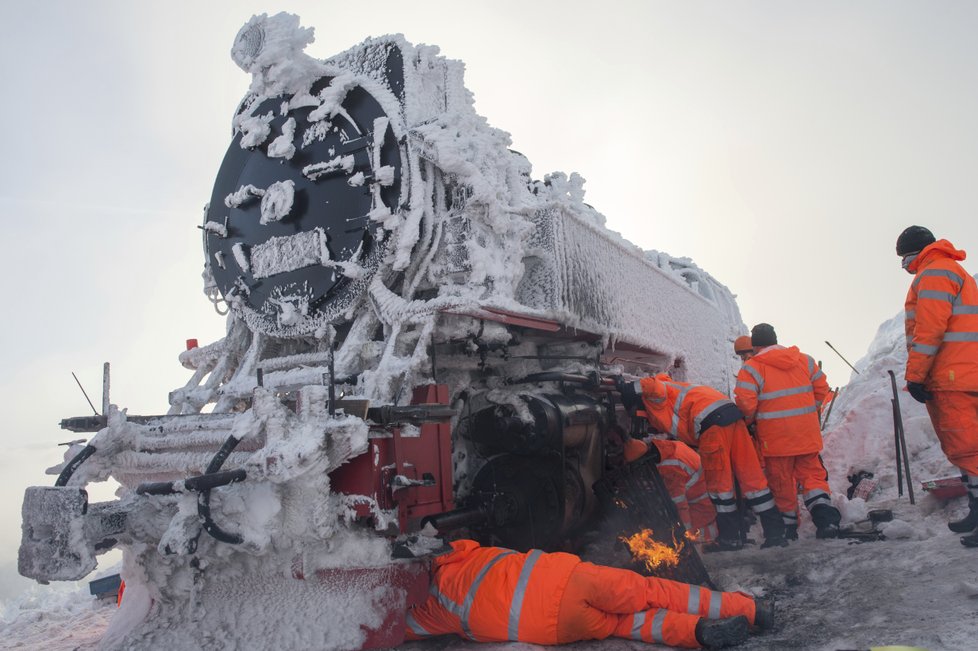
xmin=820 ymin=289 xmax=977 ymax=503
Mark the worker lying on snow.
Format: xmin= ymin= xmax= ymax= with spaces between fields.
xmin=406 ymin=539 xmax=774 ymax=649
xmin=735 ymin=323 xmax=842 ymax=540
xmin=617 ymin=374 xmax=787 ymax=550
xmin=625 ymin=437 xmax=719 ymax=543
xmin=895 ymin=226 xmax=978 ymax=547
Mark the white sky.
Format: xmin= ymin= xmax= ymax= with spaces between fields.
xmin=1 ymin=0 xmax=977 ymax=594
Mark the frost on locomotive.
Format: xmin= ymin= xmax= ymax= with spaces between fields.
xmin=18 ymin=14 xmax=744 ymax=650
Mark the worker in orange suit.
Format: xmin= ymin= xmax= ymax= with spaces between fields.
xmin=734 ymin=323 xmax=842 ymax=539
xmin=734 ymin=335 xmax=766 ymax=469
xmin=648 ymin=438 xmax=718 ymax=543
xmin=896 ymin=226 xmax=978 ymax=547
xmin=734 ymin=336 xmax=754 ymax=363
xmin=405 ymin=539 xmax=774 ymax=648
xmin=617 ymin=375 xmax=786 ymax=550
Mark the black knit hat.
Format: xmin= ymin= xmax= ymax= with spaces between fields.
xmin=751 ymin=323 xmax=777 ymax=347
xmin=896 ymin=226 xmax=935 ymax=256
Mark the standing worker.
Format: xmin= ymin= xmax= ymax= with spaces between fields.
xmin=734 ymin=336 xmax=755 ymax=363
xmin=896 ymin=226 xmax=978 ymax=547
xmin=734 ymin=323 xmax=842 ymax=539
xmin=618 ymin=375 xmax=786 ymax=549
xmin=406 ymin=539 xmax=774 ymax=648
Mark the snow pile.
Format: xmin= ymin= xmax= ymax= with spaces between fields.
xmin=820 ymin=305 xmax=970 ymax=500
xmin=0 ymin=580 xmax=117 ymax=651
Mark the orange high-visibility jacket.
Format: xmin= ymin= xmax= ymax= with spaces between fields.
xmin=905 ymin=239 xmax=978 ymax=391
xmin=734 ymin=346 xmax=829 ymax=457
xmin=650 ymin=439 xmax=713 ymax=532
xmin=636 ymin=375 xmax=739 ymax=448
xmin=405 ymin=539 xmax=579 ymax=644
xmin=651 ymin=439 xmax=707 ymax=502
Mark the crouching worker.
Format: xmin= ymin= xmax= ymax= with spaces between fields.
xmin=627 ymin=437 xmax=719 ymax=543
xmin=617 ymin=375 xmax=786 ymax=550
xmin=406 ymin=539 xmax=774 ymax=649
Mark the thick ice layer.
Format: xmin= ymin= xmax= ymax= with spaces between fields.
xmin=203 ymin=13 xmax=745 ymax=391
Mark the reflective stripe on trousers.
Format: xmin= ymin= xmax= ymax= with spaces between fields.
xmin=803 ymin=489 xmax=831 ymax=510
xmin=709 ymin=490 xmax=738 ymax=513
xmin=630 ymin=610 xmax=667 ymax=643
xmin=687 ymin=586 xmax=724 ymax=619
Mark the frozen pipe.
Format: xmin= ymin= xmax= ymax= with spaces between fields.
xmin=54 ymin=445 xmax=97 ymax=487
xmin=136 ymin=469 xmax=247 ymax=496
xmin=420 ymin=506 xmax=488 ymax=533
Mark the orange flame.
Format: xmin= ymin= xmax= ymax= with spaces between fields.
xmin=619 ymin=528 xmax=682 ymax=570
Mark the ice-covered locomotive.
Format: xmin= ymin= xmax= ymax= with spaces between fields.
xmin=19 ymin=13 xmax=744 ymax=650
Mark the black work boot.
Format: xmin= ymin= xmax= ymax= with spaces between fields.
xmin=705 ymin=512 xmax=745 ymax=552
xmin=757 ymin=508 xmax=787 ymax=548
xmin=694 ymin=615 xmax=749 ymax=649
xmin=948 ymin=494 xmax=978 ymax=533
xmin=962 ymin=531 xmax=978 ymax=547
xmin=752 ymin=596 xmax=776 ymax=631
xmin=811 ymin=503 xmax=842 ymax=539
xmin=784 ymin=524 xmax=798 ymax=541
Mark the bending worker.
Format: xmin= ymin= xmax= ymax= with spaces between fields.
xmin=618 ymin=374 xmax=786 ymax=550
xmin=406 ymin=539 xmax=774 ymax=648
xmin=734 ymin=323 xmax=842 ymax=539
xmin=648 ymin=438 xmax=719 ymax=543
xmin=896 ymin=226 xmax=978 ymax=547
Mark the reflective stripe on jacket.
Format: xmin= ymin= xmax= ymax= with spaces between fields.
xmin=905 ymin=239 xmax=978 ymax=391
xmin=734 ymin=345 xmax=828 ymax=457
xmin=405 ymin=539 xmax=579 ymax=644
xmin=638 ymin=375 xmax=738 ymax=447
xmin=651 ymin=438 xmax=709 ymax=531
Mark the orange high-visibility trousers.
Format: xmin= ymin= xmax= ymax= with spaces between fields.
xmin=926 ymin=391 xmax=978 ymax=478
xmin=764 ymin=453 xmax=831 ymax=525
xmin=698 ymin=421 xmax=775 ymax=514
xmin=555 ymin=561 xmax=757 ymax=648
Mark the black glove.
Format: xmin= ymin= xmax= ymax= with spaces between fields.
xmin=906 ymin=381 xmax=933 ymax=403
xmin=616 ymin=377 xmax=642 ymax=411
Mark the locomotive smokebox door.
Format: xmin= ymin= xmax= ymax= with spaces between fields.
xmin=204 ymin=73 xmax=403 ymax=336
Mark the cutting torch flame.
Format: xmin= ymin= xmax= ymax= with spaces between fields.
xmin=619 ymin=528 xmax=681 ymax=570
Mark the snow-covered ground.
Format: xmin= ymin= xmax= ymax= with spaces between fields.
xmin=4 ymin=303 xmax=977 ymax=650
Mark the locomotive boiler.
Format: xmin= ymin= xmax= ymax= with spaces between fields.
xmin=18 ymin=13 xmax=744 ymax=650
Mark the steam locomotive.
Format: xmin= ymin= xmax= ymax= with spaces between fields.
xmin=19 ymin=14 xmax=742 ymax=650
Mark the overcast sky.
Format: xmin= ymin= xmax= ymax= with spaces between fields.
xmin=1 ymin=1 xmax=976 ymax=596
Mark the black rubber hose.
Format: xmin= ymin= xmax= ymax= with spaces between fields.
xmin=54 ymin=445 xmax=97 ymax=487
xmin=507 ymin=372 xmax=617 ymax=387
xmin=197 ymin=435 xmax=245 ymax=545
xmin=136 ymin=469 xmax=247 ymax=496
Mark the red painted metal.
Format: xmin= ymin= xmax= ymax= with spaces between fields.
xmin=289 ymin=557 xmax=430 ymax=650
xmin=328 ymin=385 xmax=455 ymax=531
xmin=921 ymin=476 xmax=969 ymax=500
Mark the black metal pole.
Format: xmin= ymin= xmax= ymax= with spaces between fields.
xmin=825 ymin=341 xmax=861 ymax=375
xmin=888 ymin=370 xmax=915 ymax=503
xmin=891 ymin=396 xmax=903 ymax=497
